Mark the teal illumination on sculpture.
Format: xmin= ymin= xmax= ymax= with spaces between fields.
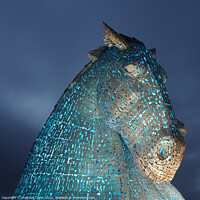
xmin=14 ymin=22 xmax=186 ymax=199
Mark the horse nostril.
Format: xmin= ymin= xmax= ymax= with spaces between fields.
xmin=157 ymin=147 xmax=168 ymax=160
xmin=155 ymin=137 xmax=176 ymax=162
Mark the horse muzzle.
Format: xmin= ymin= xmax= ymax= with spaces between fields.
xmin=146 ymin=134 xmax=186 ymax=183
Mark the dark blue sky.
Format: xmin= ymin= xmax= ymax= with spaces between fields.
xmin=0 ymin=1 xmax=200 ymax=199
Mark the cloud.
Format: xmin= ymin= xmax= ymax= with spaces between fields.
xmin=0 ymin=89 xmax=55 ymax=128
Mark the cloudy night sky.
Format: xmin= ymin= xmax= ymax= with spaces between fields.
xmin=0 ymin=1 xmax=200 ymax=199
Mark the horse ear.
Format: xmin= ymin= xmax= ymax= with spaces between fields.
xmin=88 ymin=46 xmax=107 ymax=62
xmin=102 ymin=21 xmax=129 ymax=50
xmin=149 ymin=48 xmax=157 ymax=57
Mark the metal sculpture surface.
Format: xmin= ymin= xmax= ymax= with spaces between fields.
xmin=14 ymin=22 xmax=186 ymax=199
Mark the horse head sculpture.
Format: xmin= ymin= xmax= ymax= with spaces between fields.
xmin=97 ymin=22 xmax=186 ymax=184
xmin=14 ymin=22 xmax=186 ymax=199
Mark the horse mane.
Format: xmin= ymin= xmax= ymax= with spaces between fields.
xmin=46 ymin=60 xmax=94 ymax=122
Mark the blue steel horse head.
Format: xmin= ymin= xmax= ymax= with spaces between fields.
xmin=14 ymin=22 xmax=186 ymax=199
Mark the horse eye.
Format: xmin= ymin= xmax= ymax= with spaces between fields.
xmin=124 ymin=64 xmax=142 ymax=77
xmin=125 ymin=64 xmax=136 ymax=73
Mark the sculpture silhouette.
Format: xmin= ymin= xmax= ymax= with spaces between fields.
xmin=14 ymin=22 xmax=186 ymax=199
